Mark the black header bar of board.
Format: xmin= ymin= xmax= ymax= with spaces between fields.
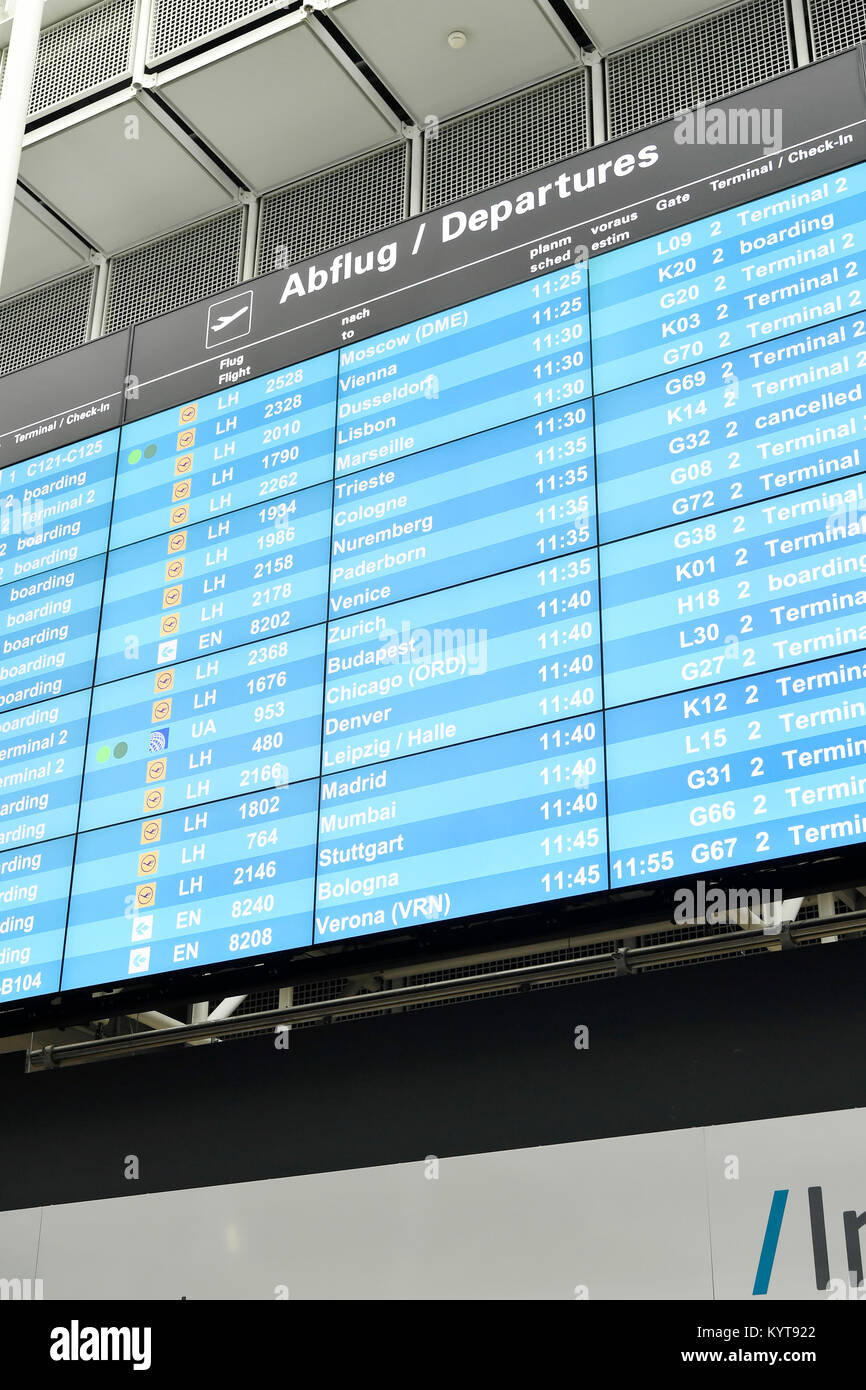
xmin=125 ymin=48 xmax=866 ymax=419
xmin=0 ymin=331 xmax=130 ymax=469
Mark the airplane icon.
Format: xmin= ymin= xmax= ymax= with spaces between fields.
xmin=206 ymin=291 xmax=253 ymax=350
xmin=211 ymin=307 xmax=247 ymax=334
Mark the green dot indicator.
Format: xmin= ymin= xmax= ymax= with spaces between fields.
xmin=144 ymin=444 xmax=158 ymax=459
xmin=96 ymin=746 xmax=110 ymax=764
xmin=113 ymin=741 xmax=128 ymax=759
xmin=128 ymin=449 xmax=142 ymax=465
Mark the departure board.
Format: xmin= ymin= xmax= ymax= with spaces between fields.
xmin=4 ymin=50 xmax=866 ymax=1011
xmin=0 ymin=333 xmax=127 ymax=1004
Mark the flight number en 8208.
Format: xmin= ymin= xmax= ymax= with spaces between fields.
xmin=228 ymin=928 xmax=274 ymax=951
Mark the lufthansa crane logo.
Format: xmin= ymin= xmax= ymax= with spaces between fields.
xmin=206 ymin=290 xmax=253 ymax=350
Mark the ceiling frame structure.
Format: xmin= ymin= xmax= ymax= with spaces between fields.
xmin=0 ymin=0 xmax=823 ymax=309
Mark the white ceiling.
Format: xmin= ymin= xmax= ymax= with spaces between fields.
xmin=0 ymin=0 xmax=80 ymax=48
xmin=158 ymin=22 xmax=398 ymax=194
xmin=0 ymin=195 xmax=89 ymax=297
xmin=19 ymin=96 xmax=236 ymax=254
xmin=333 ymin=0 xmax=581 ymax=124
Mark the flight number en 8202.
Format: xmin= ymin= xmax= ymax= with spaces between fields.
xmin=250 ymin=611 xmax=291 ymax=636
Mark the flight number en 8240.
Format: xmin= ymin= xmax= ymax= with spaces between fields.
xmin=231 ymin=894 xmax=276 ymax=918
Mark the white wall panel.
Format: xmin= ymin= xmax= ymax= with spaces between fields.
xmin=0 ymin=1206 xmax=41 ymax=1289
xmin=10 ymin=1106 xmax=866 ymax=1299
xmin=35 ymin=1125 xmax=711 ymax=1299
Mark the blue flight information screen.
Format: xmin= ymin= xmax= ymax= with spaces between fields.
xmin=4 ymin=140 xmax=866 ymax=1008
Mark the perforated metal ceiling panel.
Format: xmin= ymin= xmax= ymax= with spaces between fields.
xmin=37 ymin=1 xmax=101 ymax=26
xmin=334 ymin=0 xmax=581 ymax=124
xmin=808 ymin=0 xmax=866 ymax=57
xmin=148 ymin=0 xmax=291 ymax=66
xmin=19 ymin=97 xmax=236 ymax=253
xmin=103 ymin=206 xmax=245 ymax=333
xmin=0 ymin=198 xmax=91 ymax=300
xmin=28 ymin=0 xmax=135 ymax=121
xmin=257 ymin=142 xmax=408 ymax=273
xmin=158 ymin=21 xmax=397 ymax=192
xmin=606 ymin=0 xmax=795 ymax=141
xmin=424 ymin=68 xmax=589 ymax=211
xmin=580 ymin=0 xmax=739 ymax=53
xmin=0 ymin=269 xmax=95 ymax=377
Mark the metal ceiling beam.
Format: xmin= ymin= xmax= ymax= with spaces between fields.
xmin=12 ymin=177 xmax=93 ymax=255
xmin=308 ymin=9 xmax=410 ymax=132
xmin=130 ymin=1009 xmax=185 ymax=1030
xmin=130 ymin=0 xmax=152 ymax=86
xmin=206 ymin=995 xmax=247 ymax=1023
xmin=24 ymin=908 xmax=866 ymax=1071
xmin=789 ymin=0 xmax=811 ymax=66
xmin=539 ymin=0 xmax=595 ymax=56
xmin=135 ymin=86 xmax=244 ymax=199
xmin=145 ymin=6 xmax=308 ymax=87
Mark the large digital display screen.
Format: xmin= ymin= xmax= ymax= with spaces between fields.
xmin=4 ymin=51 xmax=866 ymax=1010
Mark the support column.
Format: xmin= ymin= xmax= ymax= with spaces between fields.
xmin=0 ymin=0 xmax=44 ymax=287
